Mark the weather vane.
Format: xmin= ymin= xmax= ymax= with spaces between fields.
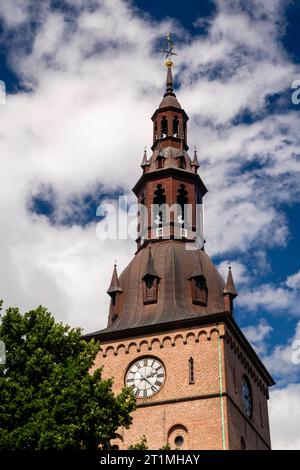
xmin=161 ymin=32 xmax=177 ymax=62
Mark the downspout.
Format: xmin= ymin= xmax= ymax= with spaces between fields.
xmin=218 ymin=335 xmax=226 ymax=450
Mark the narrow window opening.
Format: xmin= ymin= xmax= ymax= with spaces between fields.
xmin=189 ymin=357 xmax=194 ymax=384
xmin=173 ymin=116 xmax=179 ymax=137
xmin=177 ymin=184 xmax=188 ymax=227
xmin=153 ymin=184 xmax=166 ymax=228
xmin=161 ymin=116 xmax=168 ymax=138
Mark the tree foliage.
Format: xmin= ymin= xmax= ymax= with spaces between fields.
xmin=0 ymin=303 xmax=136 ymax=450
xmin=128 ymin=435 xmax=148 ymax=450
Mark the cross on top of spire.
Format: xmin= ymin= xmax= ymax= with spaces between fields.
xmin=161 ymin=33 xmax=177 ymax=66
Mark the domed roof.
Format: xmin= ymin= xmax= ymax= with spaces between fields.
xmin=159 ymin=93 xmax=182 ymax=109
xmin=101 ymin=240 xmax=226 ymax=334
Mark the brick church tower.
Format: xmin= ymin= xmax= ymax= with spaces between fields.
xmin=85 ymin=58 xmax=275 ymax=450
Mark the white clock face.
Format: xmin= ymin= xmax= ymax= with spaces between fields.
xmin=125 ymin=357 xmax=165 ymax=398
xmin=242 ymin=375 xmax=253 ymax=418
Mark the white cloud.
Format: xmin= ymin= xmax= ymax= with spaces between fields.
xmin=263 ymin=321 xmax=300 ymax=383
xmin=237 ymin=269 xmax=300 ymax=316
xmin=286 ymin=270 xmax=300 ymax=290
xmin=269 ymin=383 xmax=300 ymax=450
xmin=242 ymin=320 xmax=273 ymax=354
xmin=0 ymin=0 xmax=30 ymax=27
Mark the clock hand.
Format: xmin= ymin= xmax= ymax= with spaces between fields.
xmin=146 ymin=370 xmax=157 ymax=378
xmin=140 ymin=373 xmax=154 ymax=387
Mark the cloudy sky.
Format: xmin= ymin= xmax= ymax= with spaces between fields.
xmin=0 ymin=0 xmax=300 ymax=449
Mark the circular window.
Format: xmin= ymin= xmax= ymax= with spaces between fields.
xmin=174 ymin=435 xmax=184 ymax=447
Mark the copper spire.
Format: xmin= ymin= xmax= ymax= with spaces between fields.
xmin=107 ymin=263 xmax=123 ymax=296
xmin=191 ymin=148 xmax=200 ymax=170
xmin=165 ymin=61 xmax=174 ymax=95
xmin=141 ymin=147 xmax=149 ymax=168
xmin=223 ymin=266 xmax=238 ymax=298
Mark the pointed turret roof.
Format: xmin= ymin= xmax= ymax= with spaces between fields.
xmin=142 ymin=245 xmax=159 ymax=279
xmin=191 ymin=148 xmax=200 ymax=169
xmin=107 ymin=263 xmax=123 ymax=295
xmin=159 ymin=60 xmax=181 ymax=109
xmin=223 ymin=266 xmax=238 ymax=298
xmin=141 ymin=148 xmax=149 ymax=168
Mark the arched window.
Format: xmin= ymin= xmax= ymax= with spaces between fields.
xmin=242 ymin=375 xmax=253 ymax=418
xmin=168 ymin=425 xmax=188 ymax=450
xmin=153 ymin=184 xmax=166 ymax=228
xmin=173 ymin=116 xmax=179 ymax=137
xmin=177 ymin=184 xmax=188 ymax=227
xmin=161 ymin=116 xmax=168 ymax=138
xmin=189 ymin=357 xmax=194 ymax=384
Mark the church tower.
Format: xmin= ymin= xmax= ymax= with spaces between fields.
xmin=85 ymin=55 xmax=274 ymax=450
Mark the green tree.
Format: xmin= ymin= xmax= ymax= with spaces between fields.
xmin=128 ymin=435 xmax=148 ymax=450
xmin=0 ymin=303 xmax=136 ymax=450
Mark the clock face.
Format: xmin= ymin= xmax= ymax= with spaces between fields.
xmin=125 ymin=357 xmax=165 ymax=398
xmin=242 ymin=375 xmax=253 ymax=418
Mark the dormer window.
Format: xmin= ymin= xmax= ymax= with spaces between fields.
xmin=178 ymin=155 xmax=186 ymax=169
xmin=191 ymin=275 xmax=208 ymax=305
xmin=156 ymin=154 xmax=165 ymax=169
xmin=161 ymin=116 xmax=168 ymax=138
xmin=143 ymin=274 xmax=158 ymax=304
xmin=142 ymin=246 xmax=160 ymax=304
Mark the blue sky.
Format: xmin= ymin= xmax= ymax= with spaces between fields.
xmin=0 ymin=0 xmax=300 ymax=448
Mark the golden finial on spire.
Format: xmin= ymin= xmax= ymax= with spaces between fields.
xmin=161 ymin=32 xmax=177 ymax=68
